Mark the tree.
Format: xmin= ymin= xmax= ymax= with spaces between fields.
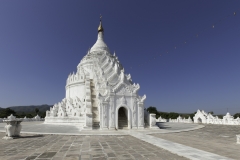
xmin=159 ymin=112 xmax=169 ymax=119
xmin=234 ymin=113 xmax=240 ymax=119
xmin=168 ymin=112 xmax=179 ymax=119
xmin=146 ymin=106 xmax=161 ymax=119
xmin=35 ymin=108 xmax=39 ymax=115
xmin=26 ymin=113 xmax=34 ymax=118
xmin=189 ymin=113 xmax=195 ymax=120
xmin=216 ymin=115 xmax=223 ymax=119
xmin=208 ymin=111 xmax=214 ymax=115
xmin=0 ymin=108 xmax=16 ymax=118
xmin=16 ymin=113 xmax=27 ymax=118
xmin=147 ymin=106 xmax=158 ymax=114
xmin=38 ymin=111 xmax=46 ymax=118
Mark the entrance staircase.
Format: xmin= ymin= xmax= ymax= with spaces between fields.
xmin=90 ymin=79 xmax=100 ymax=129
xmin=118 ymin=108 xmax=128 ymax=129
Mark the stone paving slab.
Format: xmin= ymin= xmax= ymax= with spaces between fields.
xmin=129 ymin=132 xmax=233 ymax=160
xmin=0 ymin=132 xmax=188 ymax=160
xmin=152 ymin=124 xmax=240 ymax=160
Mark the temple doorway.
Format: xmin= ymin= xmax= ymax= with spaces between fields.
xmin=118 ymin=107 xmax=128 ymax=129
xmin=225 ymin=119 xmax=228 ymax=124
xmin=197 ymin=117 xmax=202 ymax=123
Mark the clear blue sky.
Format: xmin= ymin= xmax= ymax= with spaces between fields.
xmin=0 ymin=1 xmax=240 ymax=114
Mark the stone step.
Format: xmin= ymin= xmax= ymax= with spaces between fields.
xmin=92 ymin=114 xmax=98 ymax=117
xmin=90 ymin=79 xmax=100 ymax=129
xmin=119 ymin=118 xmax=127 ymax=120
xmin=118 ymin=122 xmax=128 ymax=125
xmin=92 ymin=122 xmax=100 ymax=130
xmin=119 ymin=117 xmax=127 ymax=120
xmin=118 ymin=127 xmax=128 ymax=130
xmin=119 ymin=125 xmax=128 ymax=127
xmin=119 ymin=115 xmax=127 ymax=118
xmin=119 ymin=125 xmax=127 ymax=126
xmin=118 ymin=121 xmax=127 ymax=123
xmin=118 ymin=119 xmax=127 ymax=121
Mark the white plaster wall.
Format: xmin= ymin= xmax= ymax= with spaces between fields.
xmin=66 ymin=83 xmax=85 ymax=99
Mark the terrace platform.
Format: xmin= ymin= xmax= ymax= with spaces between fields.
xmin=0 ymin=121 xmax=202 ymax=135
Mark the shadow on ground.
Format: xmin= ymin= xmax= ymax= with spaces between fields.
xmin=16 ymin=135 xmax=44 ymax=139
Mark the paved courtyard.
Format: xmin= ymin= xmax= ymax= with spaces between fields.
xmin=152 ymin=124 xmax=240 ymax=160
xmin=0 ymin=122 xmax=239 ymax=160
xmin=0 ymin=133 xmax=187 ymax=160
xmin=0 ymin=122 xmax=202 ymax=135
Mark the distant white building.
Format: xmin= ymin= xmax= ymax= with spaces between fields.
xmin=45 ymin=19 xmax=146 ymax=130
xmin=193 ymin=109 xmax=240 ymax=125
xmin=193 ymin=110 xmax=208 ymax=123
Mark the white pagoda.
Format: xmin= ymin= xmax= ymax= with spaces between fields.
xmin=45 ymin=19 xmax=146 ymax=130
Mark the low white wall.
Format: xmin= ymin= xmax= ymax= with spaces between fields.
xmin=149 ymin=114 xmax=157 ymax=128
xmin=193 ymin=110 xmax=240 ymax=125
xmin=144 ymin=110 xmax=157 ymax=128
xmin=22 ymin=118 xmax=45 ymax=122
xmin=168 ymin=116 xmax=193 ymax=123
xmin=0 ymin=117 xmax=44 ymax=123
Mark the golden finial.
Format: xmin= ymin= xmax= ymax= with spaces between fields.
xmin=98 ymin=14 xmax=104 ymax=32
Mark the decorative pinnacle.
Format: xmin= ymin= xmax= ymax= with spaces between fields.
xmin=98 ymin=14 xmax=104 ymax=32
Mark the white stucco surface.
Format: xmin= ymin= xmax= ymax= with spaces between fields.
xmin=45 ymin=21 xmax=146 ymax=130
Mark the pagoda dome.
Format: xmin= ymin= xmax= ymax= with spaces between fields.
xmin=90 ymin=33 xmax=109 ymax=53
xmin=79 ymin=20 xmax=112 ymax=66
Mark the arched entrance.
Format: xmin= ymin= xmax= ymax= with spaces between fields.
xmin=225 ymin=119 xmax=228 ymax=124
xmin=197 ymin=117 xmax=202 ymax=123
xmin=118 ymin=107 xmax=128 ymax=129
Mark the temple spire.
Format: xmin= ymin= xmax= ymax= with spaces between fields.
xmin=98 ymin=15 xmax=104 ymax=33
xmin=90 ymin=15 xmax=109 ymax=52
